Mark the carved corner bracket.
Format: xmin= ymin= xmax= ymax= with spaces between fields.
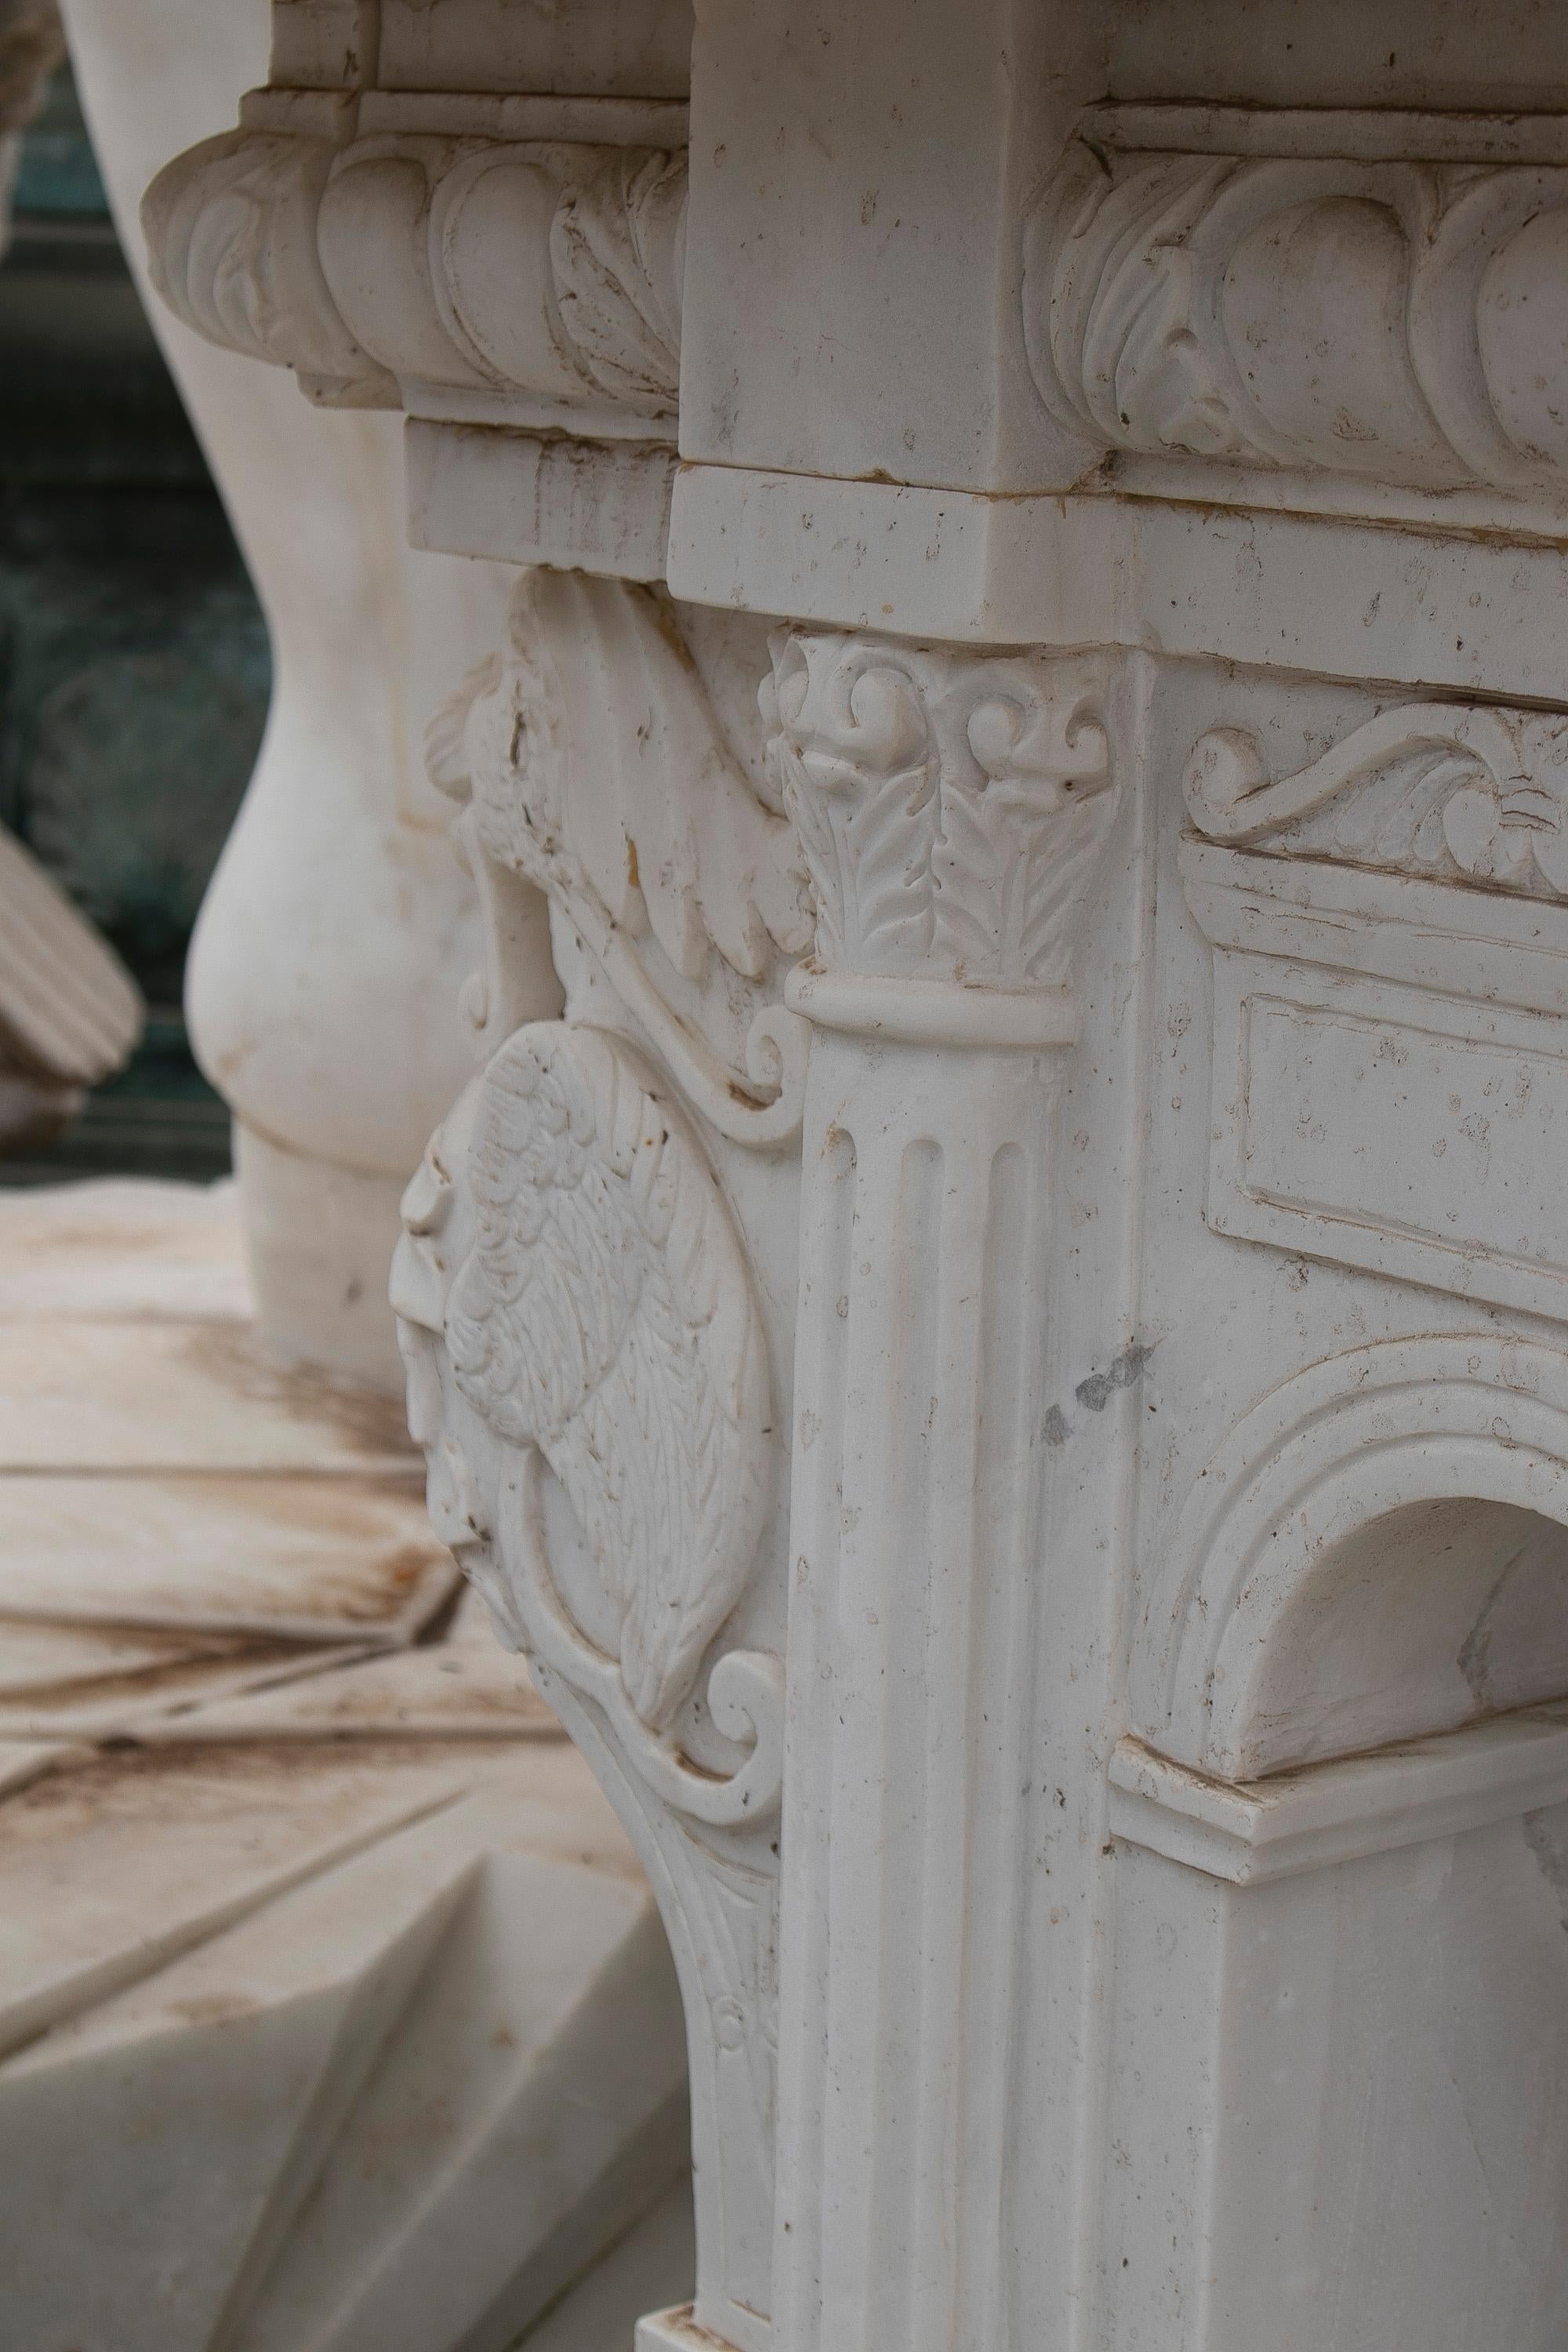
xmin=394 ymin=575 xmax=808 ymax=2347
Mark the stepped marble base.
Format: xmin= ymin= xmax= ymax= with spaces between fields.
xmin=0 ymin=1180 xmax=693 ymax=2349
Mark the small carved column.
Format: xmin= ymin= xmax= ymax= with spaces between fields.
xmin=765 ymin=631 xmax=1120 ymax=2352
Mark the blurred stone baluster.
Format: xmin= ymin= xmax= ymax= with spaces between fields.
xmin=57 ymin=0 xmax=559 ymax=1388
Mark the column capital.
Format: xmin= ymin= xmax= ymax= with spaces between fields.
xmin=765 ymin=630 xmax=1118 ymax=1046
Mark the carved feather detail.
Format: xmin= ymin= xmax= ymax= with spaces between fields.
xmin=444 ymin=1022 xmax=771 ymax=1734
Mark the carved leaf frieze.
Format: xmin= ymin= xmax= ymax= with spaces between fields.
xmin=143 ymin=125 xmax=688 ymax=425
xmin=764 ymin=633 xmax=1116 ymax=991
xmin=1025 ymin=138 xmax=1568 ymax=497
xmin=1185 ymin=704 xmax=1568 ymax=899
xmin=550 ymin=147 xmax=685 ymax=407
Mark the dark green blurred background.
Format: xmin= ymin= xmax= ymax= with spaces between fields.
xmin=0 ymin=62 xmax=269 ymax=1183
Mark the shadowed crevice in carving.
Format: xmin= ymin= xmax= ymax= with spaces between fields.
xmin=1457 ymin=1540 xmax=1533 ymax=1712
xmin=1523 ymin=1808 xmax=1568 ymax=1938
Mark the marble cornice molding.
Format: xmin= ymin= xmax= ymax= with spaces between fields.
xmin=143 ymin=95 xmax=686 ymax=437
xmin=1025 ymin=114 xmax=1568 ymax=506
xmin=143 ymin=116 xmax=398 ymax=407
xmin=143 ymin=81 xmax=1568 ymax=587
xmin=667 ymin=464 xmax=1566 ymax=698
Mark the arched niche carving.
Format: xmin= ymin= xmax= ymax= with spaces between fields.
xmin=1133 ymin=1337 xmax=1568 ymax=1781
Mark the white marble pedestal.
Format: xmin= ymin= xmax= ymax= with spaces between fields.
xmin=140 ymin=4 xmax=1568 ymax=2347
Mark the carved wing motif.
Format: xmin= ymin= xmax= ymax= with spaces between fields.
xmin=426 ymin=571 xmax=812 ymax=1148
xmin=445 ymin=1022 xmax=771 ymax=1733
xmin=462 ymin=569 xmax=809 ymax=984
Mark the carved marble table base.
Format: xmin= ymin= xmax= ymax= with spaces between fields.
xmin=141 ymin=4 xmax=1568 ymax=2347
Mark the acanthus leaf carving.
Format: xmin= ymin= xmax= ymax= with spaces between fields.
xmin=392 ymin=1020 xmax=782 ymax=1824
xmin=550 ymin=146 xmax=685 ymax=410
xmin=1040 ymin=141 xmax=1246 ymax=464
xmin=1185 ymin=703 xmax=1568 ymax=899
xmin=428 ymin=569 xmax=813 ymax=1148
xmin=764 ymin=633 xmax=1116 ymax=993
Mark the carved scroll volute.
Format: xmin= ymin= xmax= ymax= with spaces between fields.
xmin=1183 ymin=702 xmax=1568 ymax=897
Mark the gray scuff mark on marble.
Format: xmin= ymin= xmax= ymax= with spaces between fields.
xmin=1044 ymin=1341 xmax=1157 ymax=1446
xmin=1075 ymin=1341 xmax=1158 ymax=1415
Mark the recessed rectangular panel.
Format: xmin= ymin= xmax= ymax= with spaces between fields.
xmin=1207 ymin=953 xmax=1568 ymax=1315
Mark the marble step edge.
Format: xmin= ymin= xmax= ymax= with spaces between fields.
xmin=1110 ymin=1704 xmax=1568 ymax=1885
